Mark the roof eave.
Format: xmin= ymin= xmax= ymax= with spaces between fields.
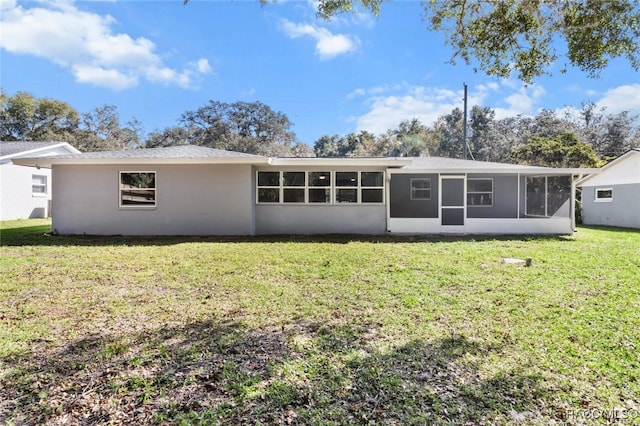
xmin=0 ymin=142 xmax=80 ymax=161
xmin=267 ymin=157 xmax=413 ymax=167
xmin=12 ymin=156 xmax=270 ymax=168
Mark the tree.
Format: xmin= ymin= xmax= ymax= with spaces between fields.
xmin=0 ymin=91 xmax=79 ymax=141
xmin=434 ymin=108 xmax=464 ymax=158
xmin=179 ymin=101 xmax=302 ymax=156
xmin=575 ymin=103 xmax=639 ymax=159
xmin=510 ymin=132 xmax=602 ymax=168
xmin=276 ymin=0 xmax=640 ymax=83
xmin=75 ymin=105 xmax=142 ymax=152
xmin=467 ymin=106 xmax=495 ymax=161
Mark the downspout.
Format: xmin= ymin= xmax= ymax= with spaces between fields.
xmin=571 ymin=174 xmax=577 ymax=232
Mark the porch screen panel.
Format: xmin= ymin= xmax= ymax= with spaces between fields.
xmin=547 ymin=176 xmax=571 ymax=216
xmin=441 ymin=179 xmax=464 ymax=206
xmin=389 ymin=174 xmax=438 ymax=218
xmin=442 ymin=208 xmax=464 ymax=226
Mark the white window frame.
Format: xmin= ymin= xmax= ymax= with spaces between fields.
xmin=257 ymin=171 xmax=281 ymax=203
xmin=255 ymin=171 xmax=385 ymax=205
xmin=308 ymin=171 xmax=332 ymax=204
xmin=467 ymin=178 xmax=493 ymax=207
xmin=594 ymin=188 xmax=613 ymax=203
xmin=32 ymin=174 xmax=48 ymax=197
xmin=119 ymin=171 xmax=157 ymax=209
xmin=335 ymin=171 xmax=359 ymax=203
xmin=360 ymin=171 xmax=385 ymax=204
xmin=410 ymin=178 xmax=431 ymax=200
xmin=283 ymin=171 xmax=307 ymax=204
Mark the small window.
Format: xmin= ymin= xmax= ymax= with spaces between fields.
xmin=410 ymin=178 xmax=431 ymax=200
xmin=32 ymin=175 xmax=47 ymax=196
xmin=595 ymin=188 xmax=613 ymax=202
xmin=467 ymin=178 xmax=493 ymax=207
xmin=283 ymin=172 xmax=305 ymax=203
xmin=361 ymin=172 xmax=384 ymax=203
xmin=257 ymin=171 xmax=280 ymax=203
xmin=308 ymin=172 xmax=331 ymax=203
xmin=336 ymin=172 xmax=358 ymax=203
xmin=120 ymin=172 xmax=156 ymax=207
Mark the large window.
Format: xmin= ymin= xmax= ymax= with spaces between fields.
xmin=467 ymin=178 xmax=493 ymax=207
xmin=120 ymin=172 xmax=156 ymax=207
xmin=595 ymin=188 xmax=613 ymax=202
xmin=32 ymin=174 xmax=47 ymax=196
xmin=256 ymin=171 xmax=384 ymax=204
xmin=410 ymin=178 xmax=431 ymax=200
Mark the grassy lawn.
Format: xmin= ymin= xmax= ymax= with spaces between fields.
xmin=1 ymin=219 xmax=639 ymax=425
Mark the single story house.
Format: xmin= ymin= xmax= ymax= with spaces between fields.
xmin=577 ymin=149 xmax=640 ymax=229
xmin=1 ymin=141 xmax=80 ymax=220
xmin=13 ymin=145 xmax=596 ymax=236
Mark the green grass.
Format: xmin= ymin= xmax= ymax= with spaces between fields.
xmin=1 ymin=219 xmax=639 ymax=425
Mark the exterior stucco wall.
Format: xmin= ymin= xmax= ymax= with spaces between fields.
xmin=51 ymin=163 xmax=254 ymax=235
xmin=581 ymin=184 xmax=640 ymax=229
xmin=0 ymin=163 xmax=51 ymax=220
xmin=255 ymin=204 xmax=386 ymax=234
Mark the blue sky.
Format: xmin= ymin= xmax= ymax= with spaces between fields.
xmin=2 ymin=0 xmax=640 ymax=146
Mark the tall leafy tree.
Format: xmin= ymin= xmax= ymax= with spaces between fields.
xmin=75 ymin=105 xmax=142 ymax=152
xmin=434 ymin=108 xmax=464 ymax=158
xmin=283 ymin=0 xmax=640 ymax=83
xmin=179 ymin=101 xmax=302 ymax=156
xmin=511 ymin=132 xmax=602 ymax=168
xmin=0 ymin=91 xmax=79 ymax=141
xmin=468 ymin=106 xmax=495 ymax=161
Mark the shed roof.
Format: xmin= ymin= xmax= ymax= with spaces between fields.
xmin=0 ymin=141 xmax=79 ymax=160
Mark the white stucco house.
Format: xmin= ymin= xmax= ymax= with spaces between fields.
xmin=577 ymin=149 xmax=640 ymax=229
xmin=1 ymin=141 xmax=80 ymax=220
xmin=12 ymin=145 xmax=597 ymax=236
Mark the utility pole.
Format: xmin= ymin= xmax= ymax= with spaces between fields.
xmin=463 ymin=83 xmax=468 ymax=160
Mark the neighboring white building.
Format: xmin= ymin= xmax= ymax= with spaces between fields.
xmin=0 ymin=141 xmax=80 ymax=220
xmin=577 ymin=149 xmax=640 ymax=229
xmin=13 ymin=145 xmax=597 ymax=236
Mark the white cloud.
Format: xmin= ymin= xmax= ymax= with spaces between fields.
xmin=0 ymin=0 xmax=211 ymax=90
xmin=596 ymin=84 xmax=640 ymax=116
xmin=350 ymin=81 xmax=548 ymax=135
xmin=494 ymin=85 xmax=545 ymax=119
xmin=354 ymin=86 xmax=465 ymax=135
xmin=280 ymin=19 xmax=359 ymax=59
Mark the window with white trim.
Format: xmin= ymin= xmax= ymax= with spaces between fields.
xmin=595 ymin=188 xmax=613 ymax=202
xmin=119 ymin=172 xmax=156 ymax=208
xmin=256 ymin=171 xmax=384 ymax=204
xmin=410 ymin=178 xmax=431 ymax=200
xmin=32 ymin=174 xmax=47 ymax=196
xmin=467 ymin=178 xmax=493 ymax=207
xmin=283 ymin=172 xmax=306 ymax=203
xmin=257 ymin=171 xmax=280 ymax=203
xmin=308 ymin=171 xmax=331 ymax=203
xmin=336 ymin=171 xmax=358 ymax=203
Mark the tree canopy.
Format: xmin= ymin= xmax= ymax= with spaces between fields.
xmin=285 ymin=0 xmax=640 ymax=83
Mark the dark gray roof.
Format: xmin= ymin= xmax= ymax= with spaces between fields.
xmin=0 ymin=141 xmax=68 ymax=158
xmin=45 ymin=145 xmax=265 ymax=160
xmin=406 ymin=156 xmax=552 ymax=171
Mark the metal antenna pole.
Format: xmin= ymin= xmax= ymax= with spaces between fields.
xmin=463 ymin=83 xmax=468 ymax=160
